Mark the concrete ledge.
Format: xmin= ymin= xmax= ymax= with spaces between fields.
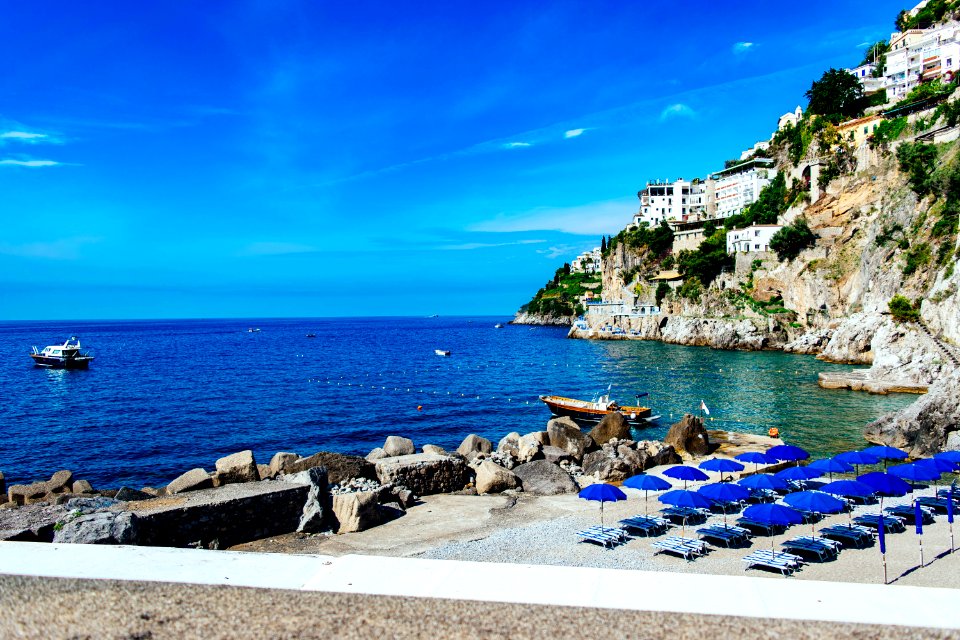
xmin=1 ymin=542 xmax=958 ymax=629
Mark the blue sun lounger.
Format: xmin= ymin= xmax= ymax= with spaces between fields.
xmin=619 ymin=515 xmax=670 ymax=537
xmin=819 ymin=524 xmax=874 ymax=549
xmin=652 ymin=535 xmax=708 ymax=560
xmin=660 ymin=506 xmax=710 ymax=525
xmin=742 ymin=549 xmax=802 ymax=576
xmin=695 ymin=524 xmax=750 ymax=547
xmin=885 ymin=504 xmax=935 ymax=524
xmin=576 ymin=525 xmax=628 ymax=548
xmin=781 ymin=536 xmax=839 ymax=562
xmin=853 ymin=513 xmax=906 ymax=533
xmin=916 ymin=496 xmax=955 ymax=513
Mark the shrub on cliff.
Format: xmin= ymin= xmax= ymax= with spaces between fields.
xmin=770 ymin=218 xmax=816 ymax=262
xmin=655 ymin=282 xmax=671 ymax=305
xmin=888 ymin=295 xmax=921 ymax=323
xmin=897 ymin=142 xmax=939 ymax=196
xmin=676 ymin=230 xmax=731 ymax=287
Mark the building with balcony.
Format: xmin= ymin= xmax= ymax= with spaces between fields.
xmin=726 ymin=224 xmax=783 ymax=254
xmin=633 ymin=178 xmax=713 ymax=227
xmin=710 ymin=158 xmax=777 ymax=220
xmin=571 ymin=247 xmax=602 ymax=274
xmin=875 ymin=22 xmax=960 ymax=100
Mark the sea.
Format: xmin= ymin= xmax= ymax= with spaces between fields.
xmin=0 ymin=317 xmax=916 ymax=488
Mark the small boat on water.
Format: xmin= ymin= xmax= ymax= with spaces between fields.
xmin=306 ymin=333 xmax=316 ymax=338
xmin=30 ymin=337 xmax=94 ymax=369
xmin=247 ymin=327 xmax=261 ymax=333
xmin=494 ymin=323 xmax=504 ymax=329
xmin=434 ymin=349 xmax=451 ymax=356
xmin=540 ymin=390 xmax=652 ymax=426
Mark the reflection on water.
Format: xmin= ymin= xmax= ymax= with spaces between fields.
xmin=0 ymin=318 xmax=917 ymax=487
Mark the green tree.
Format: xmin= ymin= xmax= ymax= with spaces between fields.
xmin=888 ymin=295 xmax=920 ymax=323
xmin=770 ymin=218 xmax=817 ymax=261
xmin=655 ymin=282 xmax=671 ymax=306
xmin=805 ymin=68 xmax=867 ymax=122
xmin=676 ymin=230 xmax=732 ymax=286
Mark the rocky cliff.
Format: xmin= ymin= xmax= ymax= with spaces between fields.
xmin=511 ymin=312 xmax=573 ymax=326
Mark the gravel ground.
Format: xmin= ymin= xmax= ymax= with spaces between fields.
xmin=418 ymin=487 xmax=960 ymax=587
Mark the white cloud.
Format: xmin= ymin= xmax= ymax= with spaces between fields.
xmin=564 ymin=128 xmax=586 ymax=139
xmin=0 ymin=159 xmax=62 ymax=167
xmin=659 ymin=103 xmax=696 ymax=121
xmin=1 ymin=131 xmax=48 ymax=141
xmin=438 ymin=239 xmax=545 ymax=251
xmin=240 ymin=242 xmax=318 ymax=256
xmin=536 ymin=245 xmax=577 ymax=259
xmin=733 ymin=41 xmax=754 ymax=54
xmin=470 ymin=198 xmax=634 ymax=236
xmin=503 ymin=141 xmax=532 ymax=149
xmin=0 ymin=236 xmax=100 ymax=260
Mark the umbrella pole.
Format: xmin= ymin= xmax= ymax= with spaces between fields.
xmin=919 ymin=532 xmax=924 ymax=567
xmin=601 ymin=501 xmax=604 ymax=533
xmin=882 ymin=552 xmax=888 ymax=585
xmin=951 ymin=521 xmax=955 ymax=553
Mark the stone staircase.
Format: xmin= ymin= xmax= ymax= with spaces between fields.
xmin=918 ymin=320 xmax=960 ymax=368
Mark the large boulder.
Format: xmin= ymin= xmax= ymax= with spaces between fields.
xmin=475 ymin=461 xmax=521 ymax=495
xmin=517 ymin=434 xmax=543 ymax=463
xmin=383 ymin=436 xmax=415 ymax=457
xmin=115 ymin=487 xmax=154 ymax=502
xmin=285 ymin=452 xmax=376 ymax=485
xmin=865 ymin=370 xmax=960 ymax=456
xmin=457 ymin=434 xmax=493 ymax=457
xmin=52 ymin=511 xmax=140 ymax=545
xmin=72 ymin=480 xmax=94 ymax=494
xmin=547 ymin=417 xmax=587 ymax=461
xmin=375 ymin=453 xmax=472 ymax=495
xmin=512 ymin=460 xmax=577 ymax=495
xmin=422 ymin=444 xmax=448 ymax=456
xmin=664 ymin=414 xmax=711 ymax=457
xmin=167 ymin=468 xmax=214 ymax=495
xmin=296 ymin=467 xmax=329 ymax=534
xmin=330 ymin=491 xmax=381 ymax=533
xmin=497 ymin=432 xmax=522 ymax=456
xmin=0 ymin=502 xmax=69 ymax=541
xmin=541 ymin=446 xmax=573 ymax=464
xmin=636 ymin=441 xmax=680 ymax=467
xmin=214 ymin=450 xmax=260 ymax=485
xmin=7 ymin=482 xmax=48 ymax=506
xmin=581 ymin=447 xmax=642 ymax=483
xmin=366 ymin=448 xmax=388 ymax=462
xmin=269 ymin=452 xmax=298 ymax=477
xmin=588 ymin=413 xmax=632 ymax=446
xmin=46 ymin=470 xmax=74 ymax=494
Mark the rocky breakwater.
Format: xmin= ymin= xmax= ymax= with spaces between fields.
xmin=511 ymin=311 xmax=573 ymax=327
xmin=864 ymin=369 xmax=960 ymax=457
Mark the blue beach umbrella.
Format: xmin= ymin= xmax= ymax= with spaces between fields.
xmin=767 ymin=444 xmax=810 ymax=465
xmin=783 ymin=490 xmax=846 ymax=534
xmin=863 ymin=445 xmax=909 ymax=469
xmin=699 ymin=457 xmax=745 ymax=476
xmin=835 ymin=450 xmax=880 ymax=476
xmin=821 ymin=479 xmax=876 ymax=526
xmin=623 ymin=474 xmax=671 ymax=515
xmin=934 ymin=451 xmax=960 ymax=465
xmin=775 ymin=466 xmax=823 ymax=481
xmin=663 ymin=465 xmax=710 ymax=489
xmin=738 ymin=473 xmax=788 ymax=491
xmin=742 ymin=503 xmax=804 ymax=552
xmin=579 ymin=483 xmax=627 ymax=532
xmin=809 ymin=457 xmax=853 ymax=481
xmin=915 ymin=457 xmax=957 ymax=473
xmin=736 ymin=451 xmax=775 ymax=474
xmin=659 ymin=489 xmax=713 ymax=536
xmin=699 ymin=482 xmax=750 ymax=527
xmin=889 ymin=463 xmax=940 ymax=499
xmin=859 ymin=472 xmax=913 ymax=497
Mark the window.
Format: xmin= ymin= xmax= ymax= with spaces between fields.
xmin=755 ymin=244 xmax=761 ymax=250
xmin=949 ymin=58 xmax=953 ymax=66
xmin=755 ymin=230 xmax=760 ymax=236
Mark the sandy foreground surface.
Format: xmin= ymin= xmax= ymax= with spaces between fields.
xmin=234 ymin=487 xmax=960 ymax=589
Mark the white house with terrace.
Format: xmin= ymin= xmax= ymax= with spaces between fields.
xmin=711 ymin=158 xmax=777 ymax=220
xmin=726 ymin=224 xmax=783 ymax=254
xmin=571 ymin=247 xmax=602 ymax=274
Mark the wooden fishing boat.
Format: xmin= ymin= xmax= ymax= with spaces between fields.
xmin=539 ymin=391 xmax=652 ymax=426
xmin=30 ymin=337 xmax=94 ymax=369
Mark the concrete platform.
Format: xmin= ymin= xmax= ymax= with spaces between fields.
xmin=1 ymin=541 xmax=958 ymax=631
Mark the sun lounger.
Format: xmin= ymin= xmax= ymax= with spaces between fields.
xmin=576 ymin=525 xmax=627 ymax=548
xmin=745 ymin=488 xmax=778 ymax=503
xmin=885 ymin=504 xmax=935 ymax=525
xmin=742 ymin=549 xmax=801 ymax=576
xmin=819 ymin=524 xmax=874 ymax=549
xmin=854 ymin=513 xmax=906 ymax=533
xmin=708 ymin=499 xmax=745 ymax=514
xmin=736 ymin=517 xmax=786 ymax=536
xmin=695 ymin=525 xmax=750 ymax=547
xmin=936 ymin=489 xmax=960 ymax=502
xmin=781 ymin=536 xmax=839 ymax=562
xmin=652 ymin=535 xmax=708 ymax=560
xmin=660 ymin=506 xmax=710 ymax=525
xmin=619 ymin=515 xmax=669 ymax=537
xmin=916 ymin=496 xmax=955 ymax=513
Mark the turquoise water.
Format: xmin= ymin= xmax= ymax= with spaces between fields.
xmin=0 ymin=317 xmax=917 ymax=486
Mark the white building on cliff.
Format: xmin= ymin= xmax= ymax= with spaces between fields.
xmin=711 ymin=158 xmax=777 ymax=220
xmin=726 ymin=224 xmax=783 ymax=254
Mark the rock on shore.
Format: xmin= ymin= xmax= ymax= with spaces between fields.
xmin=864 ymin=370 xmax=960 ymax=456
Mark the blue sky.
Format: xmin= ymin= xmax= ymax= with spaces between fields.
xmin=0 ymin=1 xmax=906 ymax=319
